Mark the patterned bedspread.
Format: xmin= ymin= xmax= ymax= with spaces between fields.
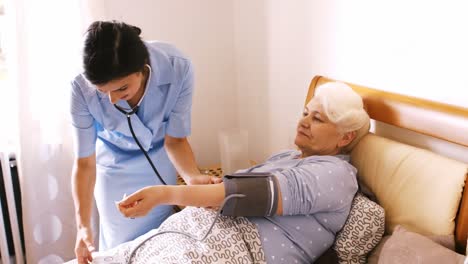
xmin=109 ymin=207 xmax=266 ymax=264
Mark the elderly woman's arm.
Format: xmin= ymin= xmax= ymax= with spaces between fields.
xmin=273 ymin=157 xmax=358 ymax=216
xmin=118 ymin=155 xmax=356 ymax=218
xmin=118 ymin=182 xmax=284 ymax=218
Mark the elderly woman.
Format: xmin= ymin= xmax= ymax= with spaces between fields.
xmin=114 ymin=82 xmax=370 ymax=264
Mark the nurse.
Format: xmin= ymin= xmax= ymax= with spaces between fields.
xmin=70 ymin=21 xmax=220 ymax=264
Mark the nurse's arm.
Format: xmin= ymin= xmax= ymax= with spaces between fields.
xmin=71 ymin=153 xmax=97 ymax=261
xmin=71 ymin=154 xmax=96 ymax=230
xmin=164 ymin=135 xmax=204 ymax=184
xmin=118 ymin=182 xmax=284 ymax=218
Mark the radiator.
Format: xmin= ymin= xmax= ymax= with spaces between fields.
xmin=0 ymin=151 xmax=24 ymax=264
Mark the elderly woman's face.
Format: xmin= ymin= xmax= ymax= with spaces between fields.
xmin=294 ymin=100 xmax=344 ymax=157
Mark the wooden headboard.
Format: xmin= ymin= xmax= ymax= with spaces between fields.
xmin=307 ymin=75 xmax=468 ymax=253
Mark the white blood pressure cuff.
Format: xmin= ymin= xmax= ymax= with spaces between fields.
xmin=222 ymin=172 xmax=279 ymax=217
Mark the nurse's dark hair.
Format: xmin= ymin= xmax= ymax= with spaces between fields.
xmin=83 ymin=21 xmax=149 ymax=85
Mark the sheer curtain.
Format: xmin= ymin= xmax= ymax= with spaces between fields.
xmin=6 ymin=0 xmax=91 ymax=262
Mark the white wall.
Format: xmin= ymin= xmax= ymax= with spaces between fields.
xmin=88 ymin=0 xmax=238 ymax=166
xmin=85 ymin=1 xmax=468 ymax=164
xmin=234 ymin=0 xmax=468 ymax=163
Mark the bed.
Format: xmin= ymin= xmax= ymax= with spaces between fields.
xmin=67 ymin=76 xmax=468 ymax=263
xmin=310 ymin=76 xmax=468 ymax=263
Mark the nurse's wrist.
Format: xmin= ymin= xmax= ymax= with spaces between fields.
xmin=76 ymin=222 xmax=91 ymax=230
xmin=75 ymin=214 xmax=91 ymax=230
xmin=183 ymin=173 xmax=205 ymax=185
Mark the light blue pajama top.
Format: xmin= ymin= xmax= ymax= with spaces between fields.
xmin=70 ymin=41 xmax=193 ymax=250
xmin=240 ymin=150 xmax=358 ymax=263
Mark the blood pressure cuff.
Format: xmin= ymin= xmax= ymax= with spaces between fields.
xmin=221 ymin=172 xmax=279 ymax=217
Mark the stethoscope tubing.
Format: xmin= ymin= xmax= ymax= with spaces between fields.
xmin=114 ymin=104 xmax=167 ymax=185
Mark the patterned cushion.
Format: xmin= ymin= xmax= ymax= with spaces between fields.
xmin=333 ymin=192 xmax=385 ymax=264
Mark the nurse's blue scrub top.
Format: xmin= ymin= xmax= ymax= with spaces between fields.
xmin=70 ymin=41 xmax=193 ymax=250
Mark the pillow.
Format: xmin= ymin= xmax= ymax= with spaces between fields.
xmin=351 ymin=134 xmax=467 ymax=236
xmin=333 ymin=192 xmax=385 ymax=264
xmin=427 ymin=234 xmax=456 ymax=251
xmin=366 ymin=236 xmax=391 ymax=264
xmin=368 ymin=233 xmax=457 ymax=264
xmin=378 ymin=225 xmax=466 ymax=264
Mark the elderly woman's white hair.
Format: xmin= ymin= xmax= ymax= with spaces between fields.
xmin=312 ymin=81 xmax=370 ymax=153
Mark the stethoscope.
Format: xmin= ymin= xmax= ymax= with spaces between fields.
xmin=113 ymin=65 xmax=167 ymax=185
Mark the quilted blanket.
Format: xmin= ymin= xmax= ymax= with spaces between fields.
xmin=112 ymin=207 xmax=266 ymax=264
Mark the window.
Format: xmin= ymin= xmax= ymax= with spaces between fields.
xmin=0 ymin=0 xmax=6 ymax=81
xmin=0 ymin=0 xmax=18 ymax=149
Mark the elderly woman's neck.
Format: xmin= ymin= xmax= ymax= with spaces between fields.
xmin=300 ymin=148 xmax=342 ymax=158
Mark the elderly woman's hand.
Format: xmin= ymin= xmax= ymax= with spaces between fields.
xmin=117 ymin=186 xmax=161 ymax=218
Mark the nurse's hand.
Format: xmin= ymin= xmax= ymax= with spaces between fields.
xmin=75 ymin=227 xmax=95 ymax=264
xmin=186 ymin=174 xmax=223 ymax=185
xmin=117 ymin=186 xmax=158 ymax=218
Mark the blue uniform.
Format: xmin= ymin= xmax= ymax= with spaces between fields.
xmin=70 ymin=41 xmax=193 ymax=250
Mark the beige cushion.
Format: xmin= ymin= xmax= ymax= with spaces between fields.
xmin=368 ymin=234 xmax=456 ymax=264
xmin=367 ymin=236 xmax=391 ymax=264
xmin=351 ymin=134 xmax=468 ymax=236
xmin=377 ymin=226 xmax=465 ymax=264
